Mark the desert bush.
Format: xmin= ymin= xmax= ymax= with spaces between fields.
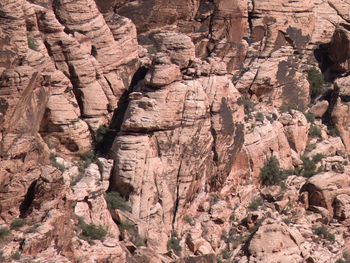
xmin=183 ymin=215 xmax=195 ymax=226
xmin=260 ymin=156 xmax=282 ymax=186
xmin=313 ymin=226 xmax=335 ymax=243
xmin=105 ymin=191 xmax=131 ymax=212
xmin=255 ymin=112 xmax=264 ymax=122
xmin=248 ymin=197 xmax=264 ymax=211
xmin=329 ymin=127 xmax=340 ymax=137
xmin=336 ymin=251 xmax=350 ymax=263
xmin=304 ymin=112 xmax=315 ymax=123
xmin=301 ymin=154 xmax=324 ymax=178
xmin=307 ymin=68 xmax=325 ymax=100
xmin=222 ymin=249 xmax=231 ymax=259
xmin=309 ymin=125 xmax=322 ymax=138
xmin=167 ymin=231 xmax=181 ymax=256
xmin=78 ymin=218 xmax=107 ymax=242
xmin=238 ymin=97 xmax=255 ymax=118
xmin=28 ymin=37 xmax=38 ymax=51
xmin=0 ymin=227 xmax=10 ymax=242
xmin=11 ymin=218 xmax=25 ymax=230
xmin=11 ymin=251 xmax=21 ymax=260
xmin=50 ymin=157 xmax=65 ymax=172
xmin=95 ymin=125 xmax=108 ymax=145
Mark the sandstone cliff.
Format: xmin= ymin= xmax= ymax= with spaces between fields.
xmin=0 ymin=0 xmax=350 ymax=262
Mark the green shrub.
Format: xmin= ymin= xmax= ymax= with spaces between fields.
xmin=119 ymin=222 xmax=145 ymax=247
xmin=50 ymin=157 xmax=65 ymax=172
xmin=222 ymin=249 xmax=231 ymax=259
xmin=238 ymin=97 xmax=255 ymax=118
xmin=304 ymin=112 xmax=315 ymax=123
xmin=11 ymin=218 xmax=25 ymax=230
xmin=78 ymin=218 xmax=107 ymax=242
xmin=282 ymin=218 xmax=292 ymax=225
xmin=77 ymin=151 xmax=96 ymax=175
xmin=0 ymin=227 xmax=10 ymax=241
xmin=183 ymin=215 xmax=195 ymax=226
xmin=301 ymin=154 xmax=324 ymax=178
xmin=210 ymin=194 xmax=220 ymax=206
xmin=336 ymin=251 xmax=350 ymax=263
xmin=307 ymin=68 xmax=325 ymax=100
xmin=229 ymin=213 xmax=236 ymax=222
xmin=248 ymin=197 xmax=263 ymax=211
xmin=11 ymin=251 xmax=21 ymax=260
xmin=255 ymin=112 xmax=264 ymax=122
xmin=28 ymin=37 xmax=39 ymax=51
xmin=167 ymin=231 xmax=181 ymax=256
xmin=313 ymin=153 xmax=324 ymax=163
xmin=105 ymin=192 xmax=131 ymax=212
xmin=309 ymin=125 xmax=322 ymax=138
xmin=329 ymin=127 xmax=340 ymax=137
xmin=95 ymin=125 xmax=108 ymax=145
xmin=260 ymin=156 xmax=282 ymax=186
xmin=313 ymin=226 xmax=335 ymax=243
xmin=280 ymin=104 xmax=298 ymax=113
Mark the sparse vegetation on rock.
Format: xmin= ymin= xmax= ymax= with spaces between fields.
xmin=78 ymin=218 xmax=107 ymax=243
xmin=307 ymin=68 xmax=325 ymax=101
xmin=260 ymin=156 xmax=284 ymax=186
xmin=313 ymin=226 xmax=335 ymax=243
xmin=105 ymin=192 xmax=131 ymax=212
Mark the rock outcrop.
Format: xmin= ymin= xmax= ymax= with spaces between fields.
xmin=0 ymin=0 xmax=350 ymax=262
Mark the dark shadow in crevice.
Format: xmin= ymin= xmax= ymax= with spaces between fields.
xmin=19 ymin=180 xmax=37 ymax=218
xmin=95 ymin=66 xmax=148 ymax=157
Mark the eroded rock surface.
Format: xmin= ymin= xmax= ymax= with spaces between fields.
xmin=1 ymin=0 xmax=350 ymax=262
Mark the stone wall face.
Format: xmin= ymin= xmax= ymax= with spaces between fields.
xmin=0 ymin=0 xmax=350 ymax=262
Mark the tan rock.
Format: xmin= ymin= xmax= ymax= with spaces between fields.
xmin=245 ymin=120 xmax=293 ymax=180
xmin=248 ymin=221 xmax=305 ymax=263
xmin=309 ymin=101 xmax=329 ymax=118
xmin=301 ymin=171 xmax=350 ymax=217
xmin=144 ymin=63 xmax=182 ymax=87
xmin=153 ymin=32 xmax=196 ymax=69
xmin=334 ymin=194 xmax=350 ymax=223
xmin=281 ymin=110 xmax=309 ymax=155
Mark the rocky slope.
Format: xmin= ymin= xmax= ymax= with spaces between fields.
xmin=0 ymin=0 xmax=350 ymax=262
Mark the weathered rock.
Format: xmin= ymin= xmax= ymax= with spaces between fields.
xmin=306 ymin=137 xmax=347 ymax=158
xmin=248 ymin=221 xmax=305 ymax=263
xmin=328 ymin=24 xmax=350 ymax=72
xmin=152 ymin=32 xmax=196 ymax=69
xmin=244 ymin=120 xmax=293 ymax=179
xmin=309 ymin=101 xmax=329 ymax=118
xmin=144 ymin=59 xmax=182 ymax=87
xmin=334 ymin=194 xmax=350 ymax=223
xmin=111 ymin=73 xmax=244 ymax=250
xmin=301 ymin=171 xmax=350 ymax=217
xmin=280 ymin=110 xmax=309 ymax=155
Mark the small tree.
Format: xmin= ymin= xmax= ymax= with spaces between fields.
xmin=309 ymin=125 xmax=322 ymax=138
xmin=313 ymin=226 xmax=335 ymax=243
xmin=78 ymin=218 xmax=107 ymax=243
xmin=307 ymin=68 xmax=325 ymax=101
xmin=11 ymin=218 xmax=25 ymax=230
xmin=28 ymin=37 xmax=39 ymax=51
xmin=105 ymin=192 xmax=131 ymax=212
xmin=0 ymin=227 xmax=10 ymax=242
xmin=260 ymin=156 xmax=281 ymax=186
xmin=167 ymin=231 xmax=181 ymax=256
xmin=255 ymin=112 xmax=264 ymax=122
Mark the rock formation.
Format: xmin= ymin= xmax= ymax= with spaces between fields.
xmin=0 ymin=0 xmax=350 ymax=262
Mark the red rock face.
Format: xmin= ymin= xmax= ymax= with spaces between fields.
xmin=0 ymin=0 xmax=350 ymax=262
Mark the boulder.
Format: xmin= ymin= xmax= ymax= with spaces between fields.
xmin=248 ymin=221 xmax=305 ymax=263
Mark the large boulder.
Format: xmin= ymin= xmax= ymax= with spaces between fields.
xmin=248 ymin=221 xmax=305 ymax=263
xmin=301 ymin=171 xmax=350 ymax=217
